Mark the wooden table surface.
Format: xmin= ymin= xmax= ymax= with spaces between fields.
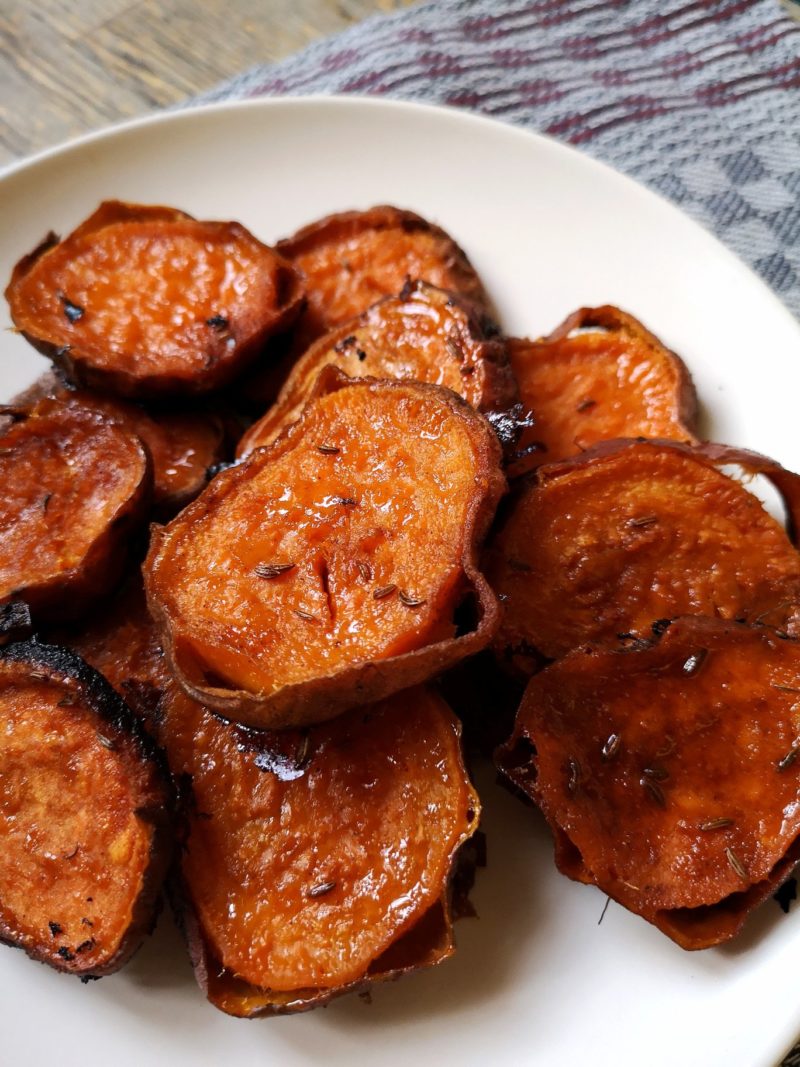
xmin=0 ymin=0 xmax=414 ymax=167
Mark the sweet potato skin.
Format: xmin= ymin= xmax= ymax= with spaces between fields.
xmin=0 ymin=641 xmax=172 ymax=976
xmin=497 ymin=617 xmax=800 ymax=948
xmin=507 ymin=306 xmax=697 ymax=477
xmin=487 ymin=438 xmax=800 ymax=668
xmin=5 ymin=201 xmax=305 ymax=398
xmin=237 ymin=281 xmax=518 ymax=457
xmin=146 ymin=370 xmax=505 ymax=729
xmin=161 ymin=682 xmax=477 ymax=1014
xmin=50 ymin=575 xmax=169 ymax=728
xmin=276 ymin=205 xmax=492 ymax=349
xmin=0 ymin=393 xmax=152 ymax=622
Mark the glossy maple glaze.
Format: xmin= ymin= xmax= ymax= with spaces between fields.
xmin=148 ymin=376 xmax=502 ymax=702
xmin=0 ymin=661 xmax=159 ymax=973
xmin=498 ymin=618 xmax=800 ymax=943
xmin=277 ymin=205 xmax=490 ymax=348
xmin=507 ymin=306 xmax=697 ymax=476
xmin=237 ymin=281 xmax=514 ymax=456
xmin=488 ymin=440 xmax=800 ymax=664
xmin=6 ymin=201 xmax=303 ymax=396
xmin=162 ymin=683 xmax=478 ymax=991
xmin=0 ymin=394 xmax=150 ymax=613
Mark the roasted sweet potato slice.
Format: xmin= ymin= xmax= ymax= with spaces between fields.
xmin=5 ymin=200 xmax=304 ymax=398
xmin=237 ymin=281 xmax=519 ymax=457
xmin=51 ymin=576 xmax=168 ymax=727
xmin=161 ymin=681 xmax=478 ymax=1015
xmin=146 ymin=369 xmax=505 ymax=729
xmin=507 ymin=306 xmax=697 ymax=477
xmin=486 ymin=439 xmax=800 ymax=669
xmin=0 ymin=641 xmax=171 ymax=976
xmin=276 ymin=205 xmax=492 ymax=352
xmin=6 ymin=380 xmax=226 ymax=517
xmin=0 ymin=393 xmax=151 ymax=622
xmin=497 ymin=617 xmax=800 ymax=948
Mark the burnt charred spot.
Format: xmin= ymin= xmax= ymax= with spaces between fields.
xmin=58 ymin=293 xmax=85 ymax=323
xmin=48 ymin=921 xmax=63 ymax=937
xmin=57 ymin=946 xmax=75 ymax=961
xmin=206 ymin=315 xmax=229 ymax=330
xmin=500 ymin=734 xmax=537 ymax=778
xmin=775 ymin=877 xmax=797 ymax=914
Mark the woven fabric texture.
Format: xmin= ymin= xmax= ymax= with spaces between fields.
xmin=196 ymin=0 xmax=800 ymax=319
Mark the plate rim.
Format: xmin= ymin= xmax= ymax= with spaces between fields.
xmin=2 ymin=91 xmax=800 ymax=1067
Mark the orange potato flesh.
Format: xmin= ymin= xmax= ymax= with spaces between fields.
xmin=161 ymin=681 xmax=478 ymax=998
xmin=51 ymin=576 xmax=169 ymax=726
xmin=507 ymin=306 xmax=697 ymax=476
xmin=276 ymin=205 xmax=491 ymax=350
xmin=0 ymin=393 xmax=151 ymax=620
xmin=146 ymin=372 xmax=504 ymax=728
xmin=486 ymin=440 xmax=800 ymax=666
xmin=6 ymin=201 xmax=304 ymax=398
xmin=237 ymin=281 xmax=516 ymax=457
xmin=497 ymin=618 xmax=800 ymax=947
xmin=0 ymin=644 xmax=170 ymax=975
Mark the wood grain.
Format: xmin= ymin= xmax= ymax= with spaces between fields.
xmin=0 ymin=0 xmax=416 ymax=166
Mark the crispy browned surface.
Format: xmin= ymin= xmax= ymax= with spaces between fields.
xmin=276 ymin=205 xmax=491 ymax=351
xmin=146 ymin=370 xmax=505 ymax=728
xmin=507 ymin=306 xmax=697 ymax=476
xmin=162 ymin=682 xmax=477 ymax=1013
xmin=497 ymin=617 xmax=800 ymax=948
xmin=0 ymin=393 xmax=151 ymax=621
xmin=0 ymin=642 xmax=171 ymax=975
xmin=51 ymin=575 xmax=169 ymax=726
xmin=486 ymin=439 xmax=800 ymax=668
xmin=237 ymin=281 xmax=518 ymax=458
xmin=5 ymin=201 xmax=304 ymax=398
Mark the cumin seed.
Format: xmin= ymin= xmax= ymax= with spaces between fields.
xmin=640 ymin=777 xmax=666 ymax=807
xmin=699 ymin=817 xmax=734 ymax=831
xmin=682 ymin=649 xmax=709 ymax=676
xmin=577 ymin=398 xmax=596 ymax=413
xmin=566 ymin=757 xmax=581 ymax=796
xmin=334 ymin=496 xmax=358 ymax=507
xmin=399 ymin=590 xmax=427 ymax=608
xmin=373 ymin=584 xmax=397 ymax=600
xmin=356 ymin=560 xmax=372 ymax=582
xmin=778 ymin=743 xmax=800 ymax=771
xmin=726 ymin=848 xmax=748 ymax=880
xmin=772 ymin=684 xmax=800 ymax=694
xmin=294 ymin=609 xmax=316 ymax=622
xmin=308 ymin=880 xmax=336 ymax=899
xmin=255 ymin=562 xmax=296 ymax=579
xmin=642 ymin=765 xmax=669 ymax=782
xmin=97 ymin=734 xmax=115 ymax=750
xmin=317 ymin=444 xmax=340 ymax=455
xmin=42 ymin=493 xmax=52 ymax=513
xmin=627 ymin=515 xmax=658 ymax=529
xmin=601 ymin=733 xmax=621 ymax=761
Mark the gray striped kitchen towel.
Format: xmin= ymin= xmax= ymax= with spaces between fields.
xmin=196 ymin=0 xmax=800 ymax=320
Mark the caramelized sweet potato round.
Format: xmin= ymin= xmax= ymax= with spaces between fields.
xmin=497 ymin=617 xmax=800 ymax=948
xmin=0 ymin=641 xmax=171 ymax=975
xmin=51 ymin=575 xmax=169 ymax=727
xmin=161 ymin=682 xmax=478 ymax=1013
xmin=276 ymin=205 xmax=491 ymax=351
xmin=507 ymin=306 xmax=697 ymax=477
xmin=487 ymin=439 xmax=800 ymax=668
xmin=5 ymin=201 xmax=304 ymax=398
xmin=0 ymin=393 xmax=151 ymax=622
xmin=238 ymin=281 xmax=517 ymax=457
xmin=146 ymin=370 xmax=505 ymax=729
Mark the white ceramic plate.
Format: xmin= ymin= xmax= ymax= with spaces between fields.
xmin=1 ymin=97 xmax=799 ymax=1067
